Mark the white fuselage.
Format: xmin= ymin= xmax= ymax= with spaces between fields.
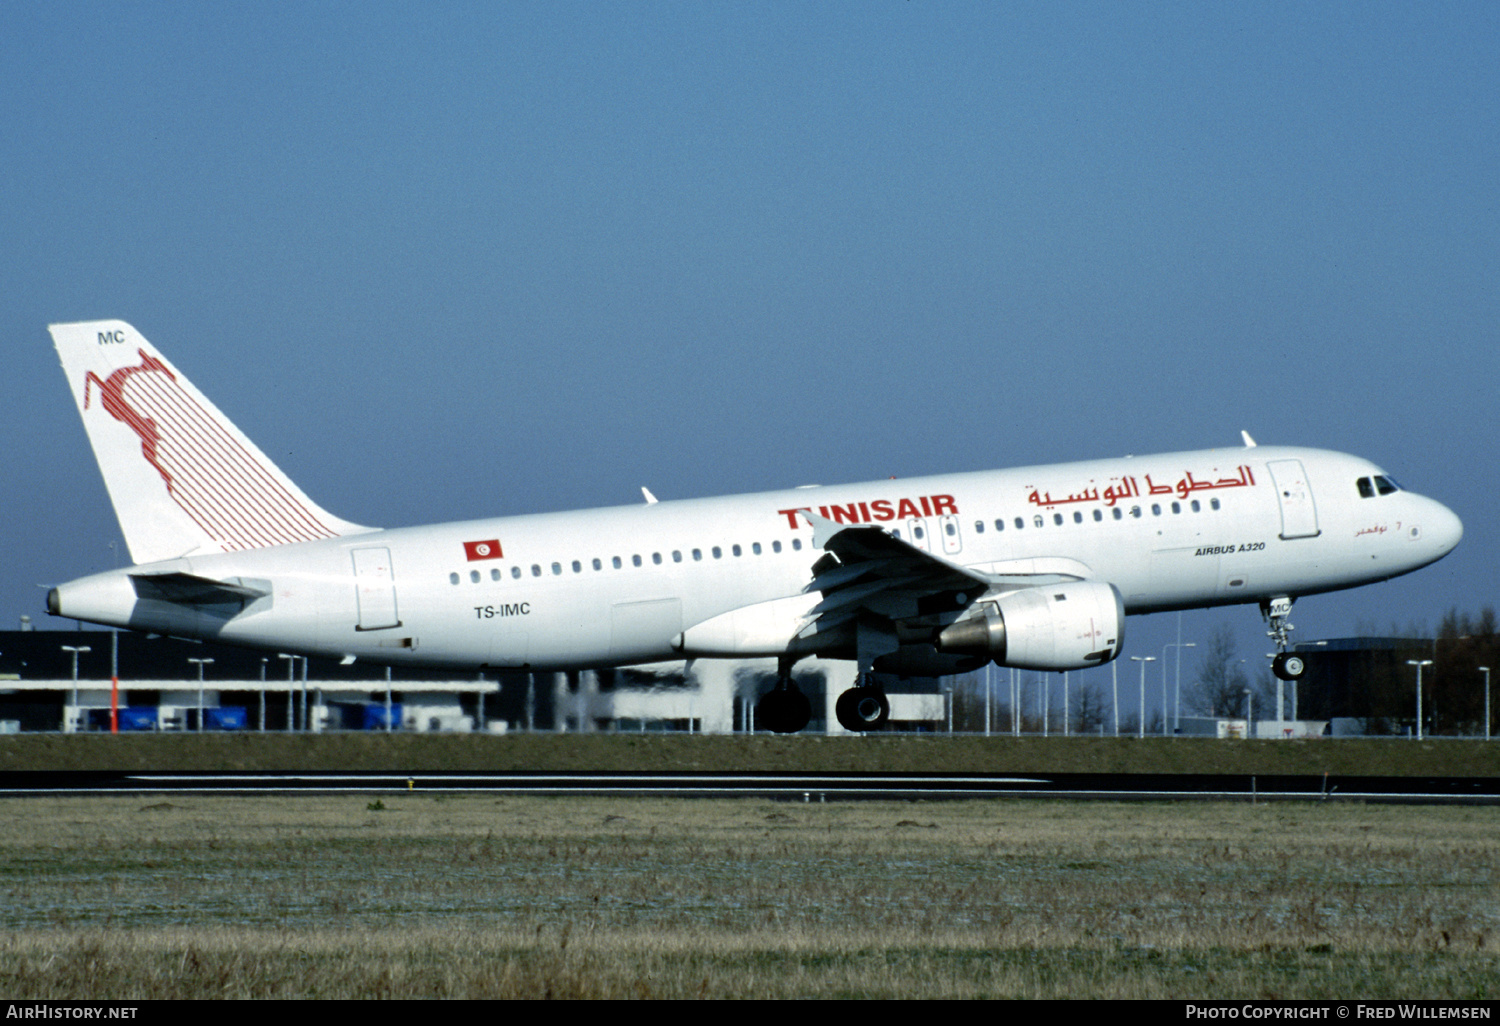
xmin=50 ymin=445 xmax=1462 ymax=673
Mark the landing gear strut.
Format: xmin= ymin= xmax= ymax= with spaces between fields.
xmin=756 ymin=656 xmax=811 ymax=734
xmin=1262 ymin=596 xmax=1307 ymax=682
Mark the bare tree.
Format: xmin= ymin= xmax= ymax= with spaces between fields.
xmin=1073 ymin=682 xmax=1108 ymax=734
xmin=1188 ymin=623 xmax=1252 ymax=716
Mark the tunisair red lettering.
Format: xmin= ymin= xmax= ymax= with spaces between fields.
xmin=775 ymin=495 xmax=961 ymax=530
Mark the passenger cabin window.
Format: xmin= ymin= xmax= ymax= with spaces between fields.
xmin=492 ymin=568 xmax=502 ymax=580
xmin=792 ymin=539 xmax=802 ymax=550
xmin=512 ymin=566 xmax=522 ymax=579
xmin=449 ymin=573 xmax=459 ymax=585
xmin=632 ymin=555 xmax=642 ymax=567
xmin=652 ymin=552 xmax=662 ymax=565
xmin=612 ymin=556 xmax=622 ymax=569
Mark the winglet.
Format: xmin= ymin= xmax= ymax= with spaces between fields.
xmin=1241 ymin=430 xmax=1257 ymax=448
xmin=50 ymin=320 xmax=372 ymax=564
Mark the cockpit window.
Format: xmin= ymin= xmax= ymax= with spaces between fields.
xmin=1357 ymin=477 xmax=1375 ymax=498
xmin=1373 ymin=475 xmax=1400 ymax=496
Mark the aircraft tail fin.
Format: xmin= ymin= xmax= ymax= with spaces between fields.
xmin=49 ymin=320 xmax=372 ymax=565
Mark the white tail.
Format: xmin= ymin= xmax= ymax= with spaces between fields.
xmin=49 ymin=320 xmax=370 ymax=565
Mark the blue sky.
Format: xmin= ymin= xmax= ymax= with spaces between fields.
xmin=3 ymin=3 xmax=1495 ymax=713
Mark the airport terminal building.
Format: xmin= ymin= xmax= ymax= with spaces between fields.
xmin=2 ymin=628 xmax=1481 ymax=737
xmin=0 ymin=629 xmax=946 ymax=735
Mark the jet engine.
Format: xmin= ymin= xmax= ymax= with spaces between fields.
xmin=935 ymin=581 xmax=1124 ymax=670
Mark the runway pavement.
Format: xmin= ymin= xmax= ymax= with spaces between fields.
xmin=1 ymin=770 xmax=1497 ymax=803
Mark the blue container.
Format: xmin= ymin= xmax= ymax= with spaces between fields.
xmin=363 ymin=703 xmax=402 ymax=730
xmin=204 ymin=706 xmax=247 ymax=730
xmin=118 ymin=707 xmax=158 ymax=731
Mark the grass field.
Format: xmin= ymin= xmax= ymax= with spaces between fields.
xmin=3 ymin=731 xmax=1500 ymax=776
xmin=0 ymin=794 xmax=1496 ymax=998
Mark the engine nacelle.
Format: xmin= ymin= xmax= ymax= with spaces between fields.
xmin=935 ymin=581 xmax=1124 ymax=670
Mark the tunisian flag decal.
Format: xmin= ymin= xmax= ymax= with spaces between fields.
xmin=463 ymin=539 xmax=503 ymax=561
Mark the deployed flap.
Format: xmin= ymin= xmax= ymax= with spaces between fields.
xmin=798 ymin=512 xmax=991 ymax=633
xmin=50 ymin=320 xmax=372 ymax=564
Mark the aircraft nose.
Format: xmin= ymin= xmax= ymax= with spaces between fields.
xmin=1430 ymin=500 xmax=1463 ymax=556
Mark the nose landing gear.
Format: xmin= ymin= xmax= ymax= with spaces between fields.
xmin=1263 ymin=596 xmax=1307 ymax=681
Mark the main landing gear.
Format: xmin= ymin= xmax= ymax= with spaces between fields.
xmin=754 ymin=658 xmax=894 ymax=734
xmin=756 ymin=656 xmax=811 ymax=734
xmin=835 ymin=675 xmax=890 ymax=733
xmin=833 ymin=620 xmax=895 ymax=733
xmin=1263 ymin=596 xmax=1307 ymax=682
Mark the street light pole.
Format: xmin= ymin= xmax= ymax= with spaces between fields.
xmin=1163 ymin=642 xmax=1195 ymax=735
xmin=61 ymin=645 xmax=91 ymax=732
xmin=188 ymin=658 xmax=213 ymax=731
xmin=1111 ymin=658 xmax=1119 ymax=737
xmin=1130 ymin=656 xmax=1155 ymax=738
xmin=1480 ymin=667 xmax=1491 ymax=741
xmin=278 ymin=654 xmax=297 ymax=731
xmin=1407 ymin=659 xmax=1433 ymax=740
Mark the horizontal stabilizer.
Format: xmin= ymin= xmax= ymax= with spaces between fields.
xmin=130 ymin=571 xmax=269 ymax=607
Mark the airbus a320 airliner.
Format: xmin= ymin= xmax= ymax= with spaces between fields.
xmin=45 ymin=321 xmax=1462 ymax=733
